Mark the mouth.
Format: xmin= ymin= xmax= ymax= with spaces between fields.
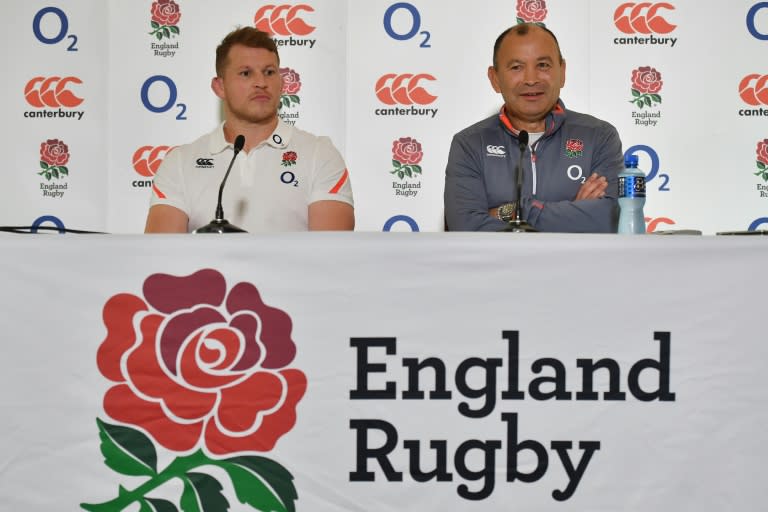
xmin=519 ymin=91 xmax=545 ymax=100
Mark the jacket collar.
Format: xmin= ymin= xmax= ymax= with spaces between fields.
xmin=498 ymin=99 xmax=567 ymax=140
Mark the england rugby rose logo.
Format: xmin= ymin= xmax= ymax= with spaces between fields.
xmin=629 ymin=66 xmax=663 ymax=109
xmin=517 ymin=0 xmax=547 ymax=24
xmin=149 ymin=0 xmax=181 ymax=41
xmin=391 ymin=137 xmax=423 ymax=180
xmin=756 ymin=139 xmax=768 ymax=181
xmin=39 ymin=138 xmax=70 ymax=181
xmin=280 ymin=68 xmax=302 ymax=110
xmin=82 ymin=269 xmax=305 ymax=512
xmin=565 ymin=138 xmax=584 ymax=158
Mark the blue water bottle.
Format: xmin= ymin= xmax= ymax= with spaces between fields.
xmin=617 ymin=154 xmax=646 ymax=234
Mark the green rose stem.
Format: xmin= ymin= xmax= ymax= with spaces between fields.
xmin=80 ymin=449 xmax=210 ymax=512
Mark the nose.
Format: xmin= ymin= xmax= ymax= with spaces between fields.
xmin=252 ymin=71 xmax=268 ymax=88
xmin=523 ymin=66 xmax=538 ymax=85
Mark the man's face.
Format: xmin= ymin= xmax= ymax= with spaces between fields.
xmin=488 ymin=27 xmax=566 ymax=131
xmin=212 ymin=44 xmax=283 ymax=125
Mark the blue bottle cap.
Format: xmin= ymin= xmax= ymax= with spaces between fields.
xmin=624 ymin=154 xmax=639 ymax=167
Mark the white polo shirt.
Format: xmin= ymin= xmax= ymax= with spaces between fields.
xmin=150 ymin=121 xmax=353 ymax=232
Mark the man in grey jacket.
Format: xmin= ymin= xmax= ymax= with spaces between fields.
xmin=444 ymin=23 xmax=623 ymax=232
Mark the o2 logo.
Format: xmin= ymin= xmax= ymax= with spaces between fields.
xmin=746 ymin=2 xmax=768 ymax=40
xmin=624 ymin=145 xmax=671 ymax=192
xmin=383 ymin=214 xmax=419 ymax=232
xmin=140 ymin=76 xmax=187 ymax=120
xmin=749 ymin=217 xmax=768 ymax=231
xmin=280 ymin=171 xmax=299 ymax=187
xmin=383 ymin=2 xmax=431 ymax=48
xmin=32 ymin=7 xmax=78 ymax=51
xmin=31 ymin=215 xmax=66 ymax=234
xmin=566 ymin=165 xmax=585 ymax=183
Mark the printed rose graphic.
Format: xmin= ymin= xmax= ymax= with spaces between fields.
xmin=82 ymin=269 xmax=303 ymax=512
xmin=391 ymin=137 xmax=423 ymax=180
xmin=149 ymin=0 xmax=181 ymax=41
xmin=629 ymin=66 xmax=663 ymax=109
xmin=280 ymin=68 xmax=302 ymax=110
xmin=39 ymin=139 xmax=70 ymax=181
xmin=282 ymin=151 xmax=298 ymax=167
xmin=756 ymin=139 xmax=768 ymax=181
xmin=565 ymin=138 xmax=584 ymax=158
xmin=517 ymin=0 xmax=547 ymax=24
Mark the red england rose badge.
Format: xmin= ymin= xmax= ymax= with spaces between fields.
xmin=82 ymin=269 xmax=306 ymax=512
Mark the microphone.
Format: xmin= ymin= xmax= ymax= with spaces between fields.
xmin=194 ymin=134 xmax=247 ymax=234
xmin=503 ymin=129 xmax=537 ymax=232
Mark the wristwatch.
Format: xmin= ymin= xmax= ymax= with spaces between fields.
xmin=497 ymin=201 xmax=518 ymax=222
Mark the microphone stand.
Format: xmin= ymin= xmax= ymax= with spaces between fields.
xmin=194 ymin=135 xmax=247 ymax=234
xmin=503 ymin=130 xmax=537 ymax=233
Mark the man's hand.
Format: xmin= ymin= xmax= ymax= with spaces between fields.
xmin=575 ymin=173 xmax=608 ymax=200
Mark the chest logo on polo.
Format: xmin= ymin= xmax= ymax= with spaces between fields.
xmin=486 ymin=145 xmax=507 ymax=158
xmin=565 ymin=139 xmax=584 ymax=158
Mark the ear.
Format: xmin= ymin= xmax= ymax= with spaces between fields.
xmin=488 ymin=66 xmax=501 ymax=93
xmin=211 ymin=76 xmax=225 ymax=100
xmin=560 ymin=59 xmax=567 ymax=88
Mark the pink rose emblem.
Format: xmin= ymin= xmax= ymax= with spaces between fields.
xmin=151 ymin=0 xmax=181 ymax=26
xmin=280 ymin=68 xmax=302 ymax=95
xmin=97 ymin=269 xmax=307 ymax=456
xmin=40 ymin=139 xmax=69 ymax=167
xmin=631 ymin=66 xmax=663 ymax=94
xmin=517 ymin=0 xmax=548 ymax=23
xmin=392 ymin=137 xmax=423 ymax=165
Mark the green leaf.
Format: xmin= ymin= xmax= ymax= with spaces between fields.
xmin=413 ymin=165 xmax=422 ymax=175
xmin=40 ymin=161 xmax=50 ymax=170
xmin=644 ymin=95 xmax=652 ymax=107
xmin=631 ymin=89 xmax=640 ymax=98
xmin=52 ymin=168 xmax=60 ymax=179
xmin=282 ymin=96 xmax=290 ymax=108
xmin=140 ymin=498 xmax=179 ymax=512
xmin=397 ymin=170 xmax=404 ymax=179
xmin=163 ymin=27 xmax=171 ymax=38
xmin=651 ymin=94 xmax=662 ymax=103
xmin=392 ymin=159 xmax=402 ymax=169
xmin=635 ymin=99 xmax=644 ymax=109
xmin=404 ymin=167 xmax=413 ymax=178
xmin=170 ymin=26 xmax=180 ymax=35
xmin=180 ymin=473 xmax=229 ymax=512
xmin=45 ymin=172 xmax=52 ymax=181
xmin=151 ymin=21 xmax=160 ymax=30
xmin=216 ymin=456 xmax=298 ymax=512
xmin=156 ymin=31 xmax=163 ymax=41
xmin=96 ymin=418 xmax=158 ymax=477
xmin=59 ymin=166 xmax=69 ymax=176
xmin=757 ymin=161 xmax=766 ymax=170
xmin=291 ymin=95 xmax=300 ymax=104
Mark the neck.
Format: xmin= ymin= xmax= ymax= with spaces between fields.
xmin=223 ymin=116 xmax=279 ymax=152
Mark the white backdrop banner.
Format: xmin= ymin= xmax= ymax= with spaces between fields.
xmin=1 ymin=1 xmax=767 ymax=234
xmin=0 ymin=233 xmax=767 ymax=510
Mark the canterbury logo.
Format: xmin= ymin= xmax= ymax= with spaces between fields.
xmin=254 ymin=4 xmax=315 ymax=36
xmin=196 ymin=158 xmax=214 ymax=167
xmin=24 ymin=76 xmax=84 ymax=108
xmin=375 ymin=73 xmax=437 ymax=105
xmin=614 ymin=2 xmax=676 ymax=34
xmin=739 ymin=74 xmax=768 ymax=106
xmin=486 ymin=145 xmax=507 ymax=156
xmin=132 ymin=145 xmax=172 ymax=177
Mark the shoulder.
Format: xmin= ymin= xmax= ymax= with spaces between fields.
xmin=563 ymin=109 xmax=619 ymax=135
xmin=453 ymin=113 xmax=499 ymax=142
xmin=288 ymin=125 xmax=342 ymax=155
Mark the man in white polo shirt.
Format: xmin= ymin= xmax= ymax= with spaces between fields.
xmin=145 ymin=27 xmax=354 ymax=233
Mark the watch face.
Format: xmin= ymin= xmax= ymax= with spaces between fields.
xmin=499 ymin=203 xmax=516 ymax=222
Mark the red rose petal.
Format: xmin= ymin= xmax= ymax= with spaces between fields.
xmin=104 ymin=385 xmax=202 ymax=452
xmin=127 ymin=315 xmax=217 ymax=421
xmin=97 ymin=294 xmax=148 ymax=382
xmin=205 ymin=369 xmax=307 ymax=454
xmin=179 ymin=330 xmax=243 ymax=389
xmin=216 ymin=371 xmax=283 ymax=433
xmin=143 ymin=269 xmax=226 ymax=314
xmin=227 ymin=283 xmax=296 ymax=369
